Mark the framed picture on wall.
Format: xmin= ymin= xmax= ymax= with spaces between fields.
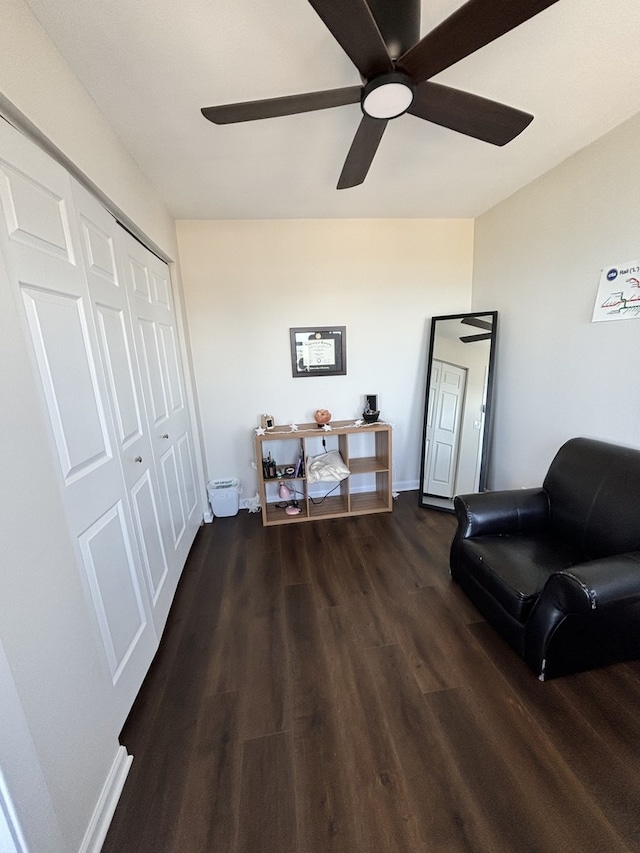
xmin=290 ymin=326 xmax=346 ymax=377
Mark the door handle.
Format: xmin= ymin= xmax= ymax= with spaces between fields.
xmin=161 ymin=434 xmax=169 ymax=439
xmin=134 ymin=456 xmax=143 ymax=463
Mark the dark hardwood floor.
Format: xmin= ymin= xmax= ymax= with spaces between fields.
xmin=102 ymin=494 xmax=640 ymax=852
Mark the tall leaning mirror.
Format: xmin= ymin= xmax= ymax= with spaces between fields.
xmin=419 ymin=311 xmax=498 ymax=511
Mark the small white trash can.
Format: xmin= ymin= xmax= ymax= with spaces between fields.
xmin=207 ymin=478 xmax=240 ymax=518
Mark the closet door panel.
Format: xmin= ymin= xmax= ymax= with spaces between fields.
xmin=159 ymin=445 xmax=187 ymax=548
xmin=72 ymin=182 xmax=175 ymax=634
xmin=158 ymin=322 xmax=184 ymax=415
xmin=138 ymin=317 xmax=169 ymax=426
xmin=130 ymin=472 xmax=169 ymax=606
xmin=20 ymin=285 xmax=111 ymax=486
xmin=0 ymin=155 xmax=73 ymax=263
xmin=82 ymin=213 xmax=118 ymax=284
xmin=177 ymin=431 xmax=198 ymax=519
xmin=129 ymin=255 xmax=151 ymax=300
xmin=150 ymin=267 xmax=170 ymax=309
xmin=0 ymin=122 xmax=157 ymax=727
xmin=78 ymin=501 xmax=148 ymax=682
xmin=94 ymin=303 xmax=143 ymax=449
xmin=120 ymin=231 xmax=200 ymax=568
xmin=93 ymin=298 xmax=171 ymax=612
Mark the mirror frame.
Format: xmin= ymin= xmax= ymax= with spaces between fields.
xmin=419 ymin=311 xmax=498 ymax=512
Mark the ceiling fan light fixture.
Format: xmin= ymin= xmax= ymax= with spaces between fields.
xmin=361 ymin=72 xmax=414 ymax=119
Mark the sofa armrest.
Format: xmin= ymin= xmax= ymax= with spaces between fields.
xmin=553 ymin=552 xmax=640 ymax=610
xmin=453 ymin=488 xmax=549 ymax=539
xmin=525 ymin=552 xmax=640 ymax=677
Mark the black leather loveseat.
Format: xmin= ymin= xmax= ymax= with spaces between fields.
xmin=450 ymin=437 xmax=640 ymax=680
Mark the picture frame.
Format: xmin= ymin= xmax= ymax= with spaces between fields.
xmin=290 ymin=326 xmax=346 ymax=378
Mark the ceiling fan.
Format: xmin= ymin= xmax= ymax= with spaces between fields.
xmin=201 ymin=0 xmax=560 ymax=189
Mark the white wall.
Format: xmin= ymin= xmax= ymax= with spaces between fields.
xmin=176 ymin=218 xmax=474 ymax=499
xmin=0 ymin=1 xmax=199 ymax=850
xmin=0 ymin=0 xmax=176 ymax=257
xmin=473 ymin=109 xmax=640 ymax=488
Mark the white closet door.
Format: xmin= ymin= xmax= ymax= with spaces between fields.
xmin=0 ymin=121 xmax=157 ymax=727
xmin=71 ymin=180 xmax=176 ymax=634
xmin=118 ymin=230 xmax=200 ymax=572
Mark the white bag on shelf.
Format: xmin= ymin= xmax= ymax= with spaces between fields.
xmin=306 ymin=450 xmax=350 ymax=483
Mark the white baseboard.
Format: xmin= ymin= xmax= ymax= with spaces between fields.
xmin=79 ymin=746 xmax=132 ymax=853
xmin=391 ymin=480 xmax=419 ymax=493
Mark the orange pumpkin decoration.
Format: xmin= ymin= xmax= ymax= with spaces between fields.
xmin=314 ymin=408 xmax=331 ymax=426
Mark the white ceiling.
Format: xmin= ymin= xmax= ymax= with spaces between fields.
xmin=24 ymin=0 xmax=640 ymax=220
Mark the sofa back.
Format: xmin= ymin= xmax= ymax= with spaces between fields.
xmin=543 ymin=437 xmax=640 ymax=560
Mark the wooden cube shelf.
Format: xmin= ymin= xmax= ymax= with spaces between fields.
xmin=255 ymin=420 xmax=393 ymax=526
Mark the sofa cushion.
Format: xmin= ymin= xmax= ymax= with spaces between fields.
xmin=459 ymin=534 xmax=580 ymax=621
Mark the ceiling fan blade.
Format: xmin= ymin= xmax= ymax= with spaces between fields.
xmin=460 ymin=333 xmax=492 ymax=343
xmin=366 ymin=0 xmax=421 ymax=59
xmin=396 ymin=0 xmax=560 ymax=85
xmin=337 ymin=115 xmax=388 ymax=189
xmin=461 ymin=316 xmax=493 ymax=331
xmin=307 ymin=0 xmax=393 ymax=79
xmin=201 ymin=86 xmax=361 ymax=124
xmin=408 ymin=82 xmax=533 ymax=146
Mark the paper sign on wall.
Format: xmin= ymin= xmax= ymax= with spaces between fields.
xmin=592 ymin=260 xmax=640 ymax=322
